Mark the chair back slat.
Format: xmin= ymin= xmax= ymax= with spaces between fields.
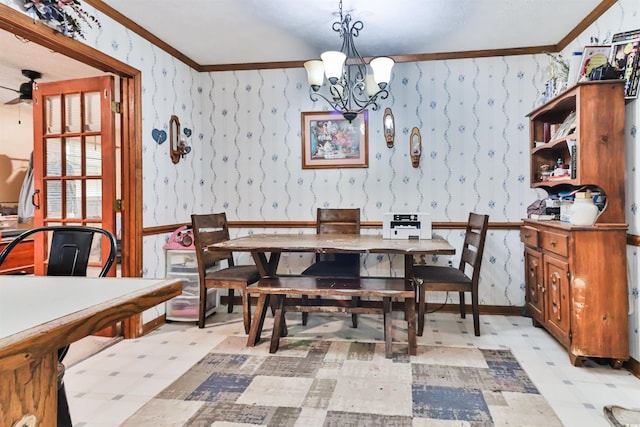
xmin=464 ymin=230 xmax=483 ymax=248
xmin=318 ymin=223 xmax=360 ymax=234
xmin=316 ymin=208 xmax=360 ymax=263
xmin=191 ymin=213 xmax=234 ymax=272
xmin=317 ymin=208 xmax=361 ymax=226
xmin=458 ymin=213 xmax=489 ymax=282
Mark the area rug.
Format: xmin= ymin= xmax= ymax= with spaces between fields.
xmin=123 ymin=336 xmax=563 ymax=426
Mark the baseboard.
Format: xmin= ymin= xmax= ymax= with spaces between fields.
xmin=142 ymin=313 xmax=168 ymax=335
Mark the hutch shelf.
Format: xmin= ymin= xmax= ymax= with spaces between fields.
xmin=521 ymin=81 xmax=628 ymax=367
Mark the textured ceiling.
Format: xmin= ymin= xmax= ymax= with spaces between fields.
xmin=101 ymin=0 xmax=603 ymax=65
xmin=0 ymin=0 xmax=607 ymax=105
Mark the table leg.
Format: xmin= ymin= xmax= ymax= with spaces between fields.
xmin=270 ymin=295 xmax=286 ymax=353
xmin=0 ymin=350 xmax=57 ymax=427
xmin=405 ymin=254 xmax=425 ymax=336
xmin=406 ymin=294 xmax=417 ymax=355
xmin=251 ymin=251 xmax=281 ymax=277
xmin=417 ymin=285 xmax=425 ymax=336
xmin=383 ymin=297 xmax=393 ymax=358
xmin=247 ymin=294 xmax=270 ymax=347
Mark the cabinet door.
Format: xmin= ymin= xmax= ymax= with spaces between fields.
xmin=544 ymin=254 xmax=571 ymax=345
xmin=524 ymin=247 xmax=544 ymax=321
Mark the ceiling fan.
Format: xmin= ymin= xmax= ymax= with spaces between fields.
xmin=0 ymin=69 xmax=42 ymax=105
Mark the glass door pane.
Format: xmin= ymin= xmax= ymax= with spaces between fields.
xmin=32 ymin=76 xmax=116 ymax=277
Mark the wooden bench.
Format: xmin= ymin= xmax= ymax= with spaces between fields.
xmin=246 ymin=275 xmax=416 ymax=358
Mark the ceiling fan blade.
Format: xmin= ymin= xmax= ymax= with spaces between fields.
xmin=4 ymin=97 xmax=24 ymax=105
xmin=0 ymin=84 xmax=20 ymax=93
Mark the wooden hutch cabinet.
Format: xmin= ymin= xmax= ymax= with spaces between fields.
xmin=521 ymin=81 xmax=628 ymax=367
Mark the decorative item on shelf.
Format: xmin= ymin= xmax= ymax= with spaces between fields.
xmin=410 ymin=127 xmax=421 ymax=168
xmin=610 ymin=30 xmax=640 ymax=99
xmin=21 ymin=0 xmax=101 ymax=39
xmin=383 ymin=107 xmax=394 ymax=148
xmin=542 ymin=52 xmax=570 ymax=103
xmin=550 ymin=111 xmax=576 ymax=140
xmin=539 ymin=164 xmax=553 ymax=182
xmin=303 ymin=0 xmax=393 ymax=122
xmin=569 ymin=192 xmax=599 ymax=225
xmin=577 ymin=45 xmax=612 ymax=82
xmin=567 ymin=51 xmax=583 ymax=86
xmin=169 ymin=115 xmax=192 ymax=164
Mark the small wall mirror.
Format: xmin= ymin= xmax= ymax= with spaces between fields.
xmin=383 ymin=107 xmax=394 ymax=148
xmin=410 ymin=127 xmax=421 ymax=168
xmin=169 ymin=115 xmax=191 ymax=164
xmin=169 ymin=115 xmax=181 ymax=164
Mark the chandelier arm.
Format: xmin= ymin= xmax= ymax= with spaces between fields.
xmin=310 ymin=88 xmax=386 ymax=117
xmin=308 ymin=90 xmax=343 ymax=112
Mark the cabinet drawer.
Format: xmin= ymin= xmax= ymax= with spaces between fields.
xmin=520 ymin=226 xmax=539 ymax=247
xmin=541 ymin=230 xmax=569 ymax=257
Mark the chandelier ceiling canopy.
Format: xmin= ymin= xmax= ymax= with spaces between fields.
xmin=304 ymin=0 xmax=394 ymax=122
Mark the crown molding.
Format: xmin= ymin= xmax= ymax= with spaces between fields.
xmin=85 ymin=0 xmax=618 ymax=72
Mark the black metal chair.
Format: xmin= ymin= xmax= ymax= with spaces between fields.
xmin=301 ymin=208 xmax=361 ymax=327
xmin=412 ymin=213 xmax=489 ymax=337
xmin=0 ymin=225 xmax=117 ymax=427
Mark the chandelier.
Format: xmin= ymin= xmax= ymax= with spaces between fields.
xmin=304 ymin=0 xmax=394 ymax=122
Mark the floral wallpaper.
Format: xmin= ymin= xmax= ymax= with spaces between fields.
xmin=2 ymin=0 xmax=639 ymax=359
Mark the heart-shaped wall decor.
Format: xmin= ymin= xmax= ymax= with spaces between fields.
xmin=183 ymin=128 xmax=192 ymax=137
xmin=152 ymin=128 xmax=167 ymax=145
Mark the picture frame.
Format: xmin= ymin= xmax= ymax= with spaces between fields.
xmin=610 ymin=34 xmax=640 ymax=99
xmin=577 ymin=45 xmax=612 ymax=81
xmin=301 ymin=110 xmax=368 ymax=169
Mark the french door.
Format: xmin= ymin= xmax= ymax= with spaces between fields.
xmin=32 ymin=76 xmax=119 ymax=277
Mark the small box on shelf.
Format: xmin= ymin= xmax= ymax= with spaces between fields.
xmin=560 ymin=200 xmax=573 ymax=222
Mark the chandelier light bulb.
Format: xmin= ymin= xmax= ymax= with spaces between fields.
xmin=365 ymin=74 xmax=378 ymax=97
xmin=370 ymin=57 xmax=394 ymax=88
xmin=304 ymin=60 xmax=325 ymax=91
xmin=321 ymin=51 xmax=346 ymax=84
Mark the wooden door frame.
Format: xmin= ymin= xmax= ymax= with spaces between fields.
xmin=0 ymin=6 xmax=145 ymax=337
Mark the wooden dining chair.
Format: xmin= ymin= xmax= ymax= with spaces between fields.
xmin=191 ymin=213 xmax=260 ymax=333
xmin=301 ymin=208 xmax=361 ymax=326
xmin=0 ymin=225 xmax=118 ymax=427
xmin=412 ymin=212 xmax=489 ymax=336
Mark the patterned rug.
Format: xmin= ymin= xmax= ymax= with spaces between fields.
xmin=123 ymin=336 xmax=563 ymax=426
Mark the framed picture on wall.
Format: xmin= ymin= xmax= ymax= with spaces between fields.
xmin=301 ymin=110 xmax=368 ymax=169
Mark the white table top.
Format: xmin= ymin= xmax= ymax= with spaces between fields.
xmin=0 ymin=276 xmax=180 ymax=340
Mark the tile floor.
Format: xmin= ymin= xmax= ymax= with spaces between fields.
xmin=64 ymin=310 xmax=640 ymax=427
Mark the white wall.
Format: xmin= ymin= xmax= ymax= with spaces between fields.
xmin=0 ymin=104 xmax=32 ymax=207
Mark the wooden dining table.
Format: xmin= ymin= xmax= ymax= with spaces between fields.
xmin=0 ymin=276 xmax=182 ymax=427
xmin=208 ymin=233 xmax=456 ymax=348
xmin=210 ymin=233 xmax=455 ymax=276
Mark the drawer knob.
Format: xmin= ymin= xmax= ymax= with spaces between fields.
xmin=550 ymin=240 xmax=556 ymax=246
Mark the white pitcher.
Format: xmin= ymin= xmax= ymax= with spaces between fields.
xmin=569 ymin=197 xmax=599 ymax=226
